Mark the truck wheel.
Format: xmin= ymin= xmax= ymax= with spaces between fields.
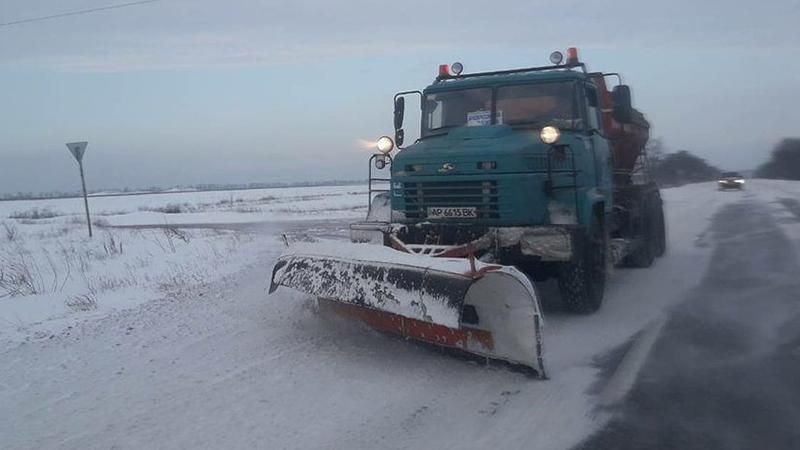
xmin=625 ymin=196 xmax=656 ymax=267
xmin=558 ymin=215 xmax=606 ymax=314
xmin=653 ymin=197 xmax=666 ymax=257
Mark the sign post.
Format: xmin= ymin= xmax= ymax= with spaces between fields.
xmin=65 ymin=141 xmax=92 ymax=238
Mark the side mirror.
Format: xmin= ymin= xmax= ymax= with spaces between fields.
xmin=393 ymin=96 xmax=405 ymax=147
xmin=611 ymin=85 xmax=633 ymax=124
xmin=394 ymin=97 xmax=405 ymax=130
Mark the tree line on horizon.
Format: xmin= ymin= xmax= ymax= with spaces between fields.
xmin=645 ymin=137 xmax=800 ymax=186
xmin=754 ymin=138 xmax=800 ymax=180
xmin=645 ymin=139 xmax=720 ymax=187
xmin=4 ymin=139 xmax=798 ymax=200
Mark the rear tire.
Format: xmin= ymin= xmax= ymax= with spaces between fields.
xmin=653 ymin=196 xmax=666 ymax=257
xmin=625 ymin=195 xmax=656 ymax=267
xmin=558 ymin=214 xmax=606 ymax=314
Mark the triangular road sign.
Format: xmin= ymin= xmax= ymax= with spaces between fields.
xmin=66 ymin=141 xmax=88 ymax=162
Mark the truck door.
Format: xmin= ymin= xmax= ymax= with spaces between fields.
xmin=585 ymin=83 xmax=613 ymax=213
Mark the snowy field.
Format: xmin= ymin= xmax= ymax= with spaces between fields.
xmin=0 ymin=184 xmax=367 ymax=347
xmin=2 ymin=179 xmax=799 ymax=450
xmin=0 ymin=184 xmax=369 ymax=226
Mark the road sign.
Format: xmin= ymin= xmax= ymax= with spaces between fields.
xmin=65 ymin=141 xmax=92 ymax=237
xmin=66 ymin=141 xmax=88 ymax=162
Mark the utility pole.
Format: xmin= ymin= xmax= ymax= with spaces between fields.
xmin=65 ymin=141 xmax=92 ymax=237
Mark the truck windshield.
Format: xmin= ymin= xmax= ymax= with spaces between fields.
xmin=423 ymin=88 xmax=493 ymax=137
xmin=496 ymin=82 xmax=578 ymax=129
xmin=422 ymin=82 xmax=578 ymax=138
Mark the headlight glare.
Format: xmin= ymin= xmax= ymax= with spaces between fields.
xmin=540 ymin=126 xmax=561 ymax=145
xmin=376 ymin=136 xmax=394 ymax=154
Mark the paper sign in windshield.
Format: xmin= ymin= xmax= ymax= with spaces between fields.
xmin=467 ymin=110 xmax=491 ymax=126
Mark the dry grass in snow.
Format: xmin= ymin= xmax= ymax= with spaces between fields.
xmin=0 ymin=219 xmax=263 ymax=345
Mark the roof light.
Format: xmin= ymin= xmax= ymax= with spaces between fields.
xmin=549 ymin=51 xmax=564 ymax=65
xmin=566 ymin=47 xmax=579 ymax=65
xmin=438 ymin=64 xmax=450 ymax=78
xmin=451 ymin=62 xmax=463 ymax=75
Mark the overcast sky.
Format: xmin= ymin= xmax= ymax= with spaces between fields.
xmin=1 ymin=0 xmax=799 ymax=194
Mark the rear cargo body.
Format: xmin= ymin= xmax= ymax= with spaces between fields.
xmin=590 ymin=74 xmax=650 ymax=179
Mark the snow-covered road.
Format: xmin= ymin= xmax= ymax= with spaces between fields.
xmin=580 ymin=183 xmax=800 ymax=449
xmin=2 ymin=180 xmax=798 ymax=450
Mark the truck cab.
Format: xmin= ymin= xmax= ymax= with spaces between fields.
xmin=393 ymin=66 xmax=612 ymax=227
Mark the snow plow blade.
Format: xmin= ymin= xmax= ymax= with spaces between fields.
xmin=269 ymin=243 xmax=546 ymax=377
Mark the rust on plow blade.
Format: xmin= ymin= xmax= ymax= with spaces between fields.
xmin=317 ymin=298 xmax=495 ymax=354
xmin=269 ymin=245 xmax=546 ymax=377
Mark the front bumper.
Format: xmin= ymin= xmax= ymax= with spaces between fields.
xmin=496 ymin=227 xmax=573 ymax=261
xmin=350 ymin=222 xmax=574 ymax=262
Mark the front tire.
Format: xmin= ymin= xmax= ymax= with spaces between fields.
xmin=558 ymin=215 xmax=607 ymax=314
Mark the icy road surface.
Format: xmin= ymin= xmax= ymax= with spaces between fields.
xmin=578 ymin=183 xmax=800 ymax=449
xmin=2 ymin=180 xmax=799 ymax=450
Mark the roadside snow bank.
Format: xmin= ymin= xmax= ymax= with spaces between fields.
xmin=0 ymin=220 xmax=267 ymax=347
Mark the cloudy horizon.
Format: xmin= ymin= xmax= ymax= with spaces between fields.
xmin=2 ymin=0 xmax=799 ymax=194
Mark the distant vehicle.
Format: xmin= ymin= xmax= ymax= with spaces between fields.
xmin=718 ymin=172 xmax=745 ymax=190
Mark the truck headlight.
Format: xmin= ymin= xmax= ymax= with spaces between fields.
xmin=540 ymin=126 xmax=561 ymax=145
xmin=376 ymin=136 xmax=394 ymax=154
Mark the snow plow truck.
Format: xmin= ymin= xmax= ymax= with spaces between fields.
xmin=270 ymin=49 xmax=666 ymax=378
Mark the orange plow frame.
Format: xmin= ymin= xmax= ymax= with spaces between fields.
xmin=319 ymin=298 xmax=495 ymax=351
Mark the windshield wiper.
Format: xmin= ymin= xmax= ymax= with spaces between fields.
xmin=507 ymin=121 xmax=544 ymax=129
xmin=423 ymin=124 xmax=461 ymax=137
xmin=508 ymin=119 xmax=581 ymax=130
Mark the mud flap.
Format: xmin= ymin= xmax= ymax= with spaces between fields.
xmin=269 ymin=243 xmax=546 ymax=377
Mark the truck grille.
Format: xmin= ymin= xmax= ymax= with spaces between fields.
xmin=402 ymin=180 xmax=500 ymax=219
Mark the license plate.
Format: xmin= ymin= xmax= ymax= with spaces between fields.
xmin=427 ymin=207 xmax=477 ymax=219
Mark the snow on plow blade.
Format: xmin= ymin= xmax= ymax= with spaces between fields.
xmin=269 ymin=243 xmax=546 ymax=377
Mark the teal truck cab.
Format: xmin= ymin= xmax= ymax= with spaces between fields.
xmin=354 ymin=49 xmax=666 ymax=313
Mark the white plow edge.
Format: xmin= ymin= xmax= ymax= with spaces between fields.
xmin=463 ymin=267 xmax=546 ymax=377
